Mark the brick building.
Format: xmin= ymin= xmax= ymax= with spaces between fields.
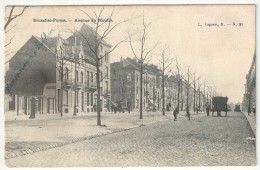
xmin=111 ymin=57 xmax=184 ymax=112
xmin=242 ymin=51 xmax=256 ymax=112
xmin=5 ymin=24 xmax=111 ymax=116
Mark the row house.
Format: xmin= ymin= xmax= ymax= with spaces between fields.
xmin=111 ymin=58 xmax=163 ymax=112
xmin=242 ymin=51 xmax=256 ymax=112
xmin=5 ymin=24 xmax=111 ymax=115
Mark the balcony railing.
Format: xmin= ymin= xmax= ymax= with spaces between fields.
xmin=72 ymin=81 xmax=83 ymax=90
xmin=63 ymin=79 xmax=73 ymax=88
xmin=102 ymin=90 xmax=111 ymax=97
xmin=85 ymin=81 xmax=97 ymax=92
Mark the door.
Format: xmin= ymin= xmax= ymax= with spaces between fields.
xmin=47 ymin=98 xmax=50 ymax=114
xmin=81 ymin=92 xmax=84 ymax=112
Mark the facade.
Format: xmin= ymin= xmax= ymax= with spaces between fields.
xmin=242 ymin=51 xmax=256 ymax=112
xmin=5 ymin=24 xmax=112 ymax=115
xmin=111 ymin=58 xmax=160 ymax=112
xmin=111 ymin=57 xmax=193 ymax=112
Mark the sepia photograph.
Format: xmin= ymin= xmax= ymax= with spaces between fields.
xmin=2 ymin=3 xmax=256 ymax=167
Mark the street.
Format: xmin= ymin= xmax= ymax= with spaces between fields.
xmin=5 ymin=111 xmax=255 ymax=167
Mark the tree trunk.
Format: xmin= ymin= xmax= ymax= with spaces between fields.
xmin=177 ymin=77 xmax=180 ymax=111
xmin=162 ymin=73 xmax=165 ymax=115
xmin=96 ymin=59 xmax=101 ymax=125
xmin=139 ymin=64 xmax=143 ymax=119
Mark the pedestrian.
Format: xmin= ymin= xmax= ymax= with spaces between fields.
xmin=127 ymin=103 xmax=131 ymax=113
xmin=173 ymin=107 xmax=179 ymax=121
xmin=206 ymin=102 xmax=210 ymax=116
xmin=248 ymin=105 xmax=251 ymax=116
xmin=252 ymin=104 xmax=256 ymax=116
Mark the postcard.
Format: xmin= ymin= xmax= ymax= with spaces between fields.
xmin=3 ymin=4 xmax=256 ymax=167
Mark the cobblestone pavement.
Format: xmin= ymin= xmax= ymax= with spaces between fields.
xmin=5 ymin=110 xmax=187 ymax=159
xmin=5 ymin=111 xmax=255 ymax=167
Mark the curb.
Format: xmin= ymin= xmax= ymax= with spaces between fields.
xmin=242 ymin=112 xmax=256 ymax=138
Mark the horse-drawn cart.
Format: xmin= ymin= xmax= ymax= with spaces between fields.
xmin=212 ymin=96 xmax=228 ymax=117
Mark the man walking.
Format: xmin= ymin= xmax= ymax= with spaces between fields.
xmin=173 ymin=107 xmax=179 ymax=121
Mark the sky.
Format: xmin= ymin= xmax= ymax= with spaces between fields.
xmin=4 ymin=5 xmax=255 ymax=104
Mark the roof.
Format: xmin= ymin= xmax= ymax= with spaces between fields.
xmin=67 ymin=24 xmax=112 ymax=61
xmin=5 ymin=36 xmax=56 ymax=95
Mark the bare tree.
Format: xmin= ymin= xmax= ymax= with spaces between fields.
xmin=158 ymin=45 xmax=172 ymax=115
xmin=129 ymin=15 xmax=158 ymax=119
xmin=71 ymin=7 xmax=130 ymax=125
xmin=183 ymin=66 xmax=191 ymax=120
xmin=170 ymin=57 xmax=182 ymax=113
xmin=5 ymin=6 xmax=27 ymax=47
xmin=203 ymin=80 xmax=206 ymax=110
xmin=192 ymin=72 xmax=201 ymax=113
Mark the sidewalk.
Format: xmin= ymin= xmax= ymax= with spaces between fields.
xmin=242 ymin=112 xmax=256 ymax=138
xmin=5 ymin=110 xmax=197 ymax=160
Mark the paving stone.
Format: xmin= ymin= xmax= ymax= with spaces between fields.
xmin=5 ymin=111 xmax=255 ymax=167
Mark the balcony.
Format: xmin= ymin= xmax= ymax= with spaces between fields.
xmin=62 ymin=79 xmax=73 ymax=89
xmin=85 ymin=81 xmax=97 ymax=92
xmin=102 ymin=90 xmax=111 ymax=98
xmin=72 ymin=81 xmax=83 ymax=90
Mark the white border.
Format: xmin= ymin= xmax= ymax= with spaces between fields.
xmin=0 ymin=1 xmax=258 ymax=170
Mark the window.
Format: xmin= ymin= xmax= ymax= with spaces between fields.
xmin=99 ymin=58 xmax=103 ymax=66
xmin=91 ymin=93 xmax=93 ymax=106
xmin=136 ymin=74 xmax=138 ymax=82
xmin=65 ymin=68 xmax=69 ymax=80
xmin=100 ymin=72 xmax=103 ymax=80
xmin=127 ymin=86 xmax=131 ymax=94
xmin=80 ymin=71 xmax=83 ymax=83
xmin=87 ymin=71 xmax=89 ymax=85
xmin=65 ymin=90 xmax=68 ymax=105
xmin=76 ymin=70 xmax=78 ymax=82
xmin=105 ymin=52 xmax=109 ymax=62
xmin=105 ymin=66 xmax=109 ymax=79
xmin=105 ymin=81 xmax=108 ymax=93
xmin=136 ymin=99 xmax=139 ymax=109
xmin=91 ymin=72 xmax=93 ymax=83
xmin=87 ymin=93 xmax=89 ymax=106
xmin=127 ymin=73 xmax=132 ymax=81
xmin=136 ymin=86 xmax=139 ymax=94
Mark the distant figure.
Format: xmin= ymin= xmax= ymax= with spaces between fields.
xmin=248 ymin=106 xmax=251 ymax=116
xmin=205 ymin=102 xmax=210 ymax=116
xmin=252 ymin=104 xmax=256 ymax=116
xmin=173 ymin=107 xmax=179 ymax=121
xmin=127 ymin=103 xmax=131 ymax=113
